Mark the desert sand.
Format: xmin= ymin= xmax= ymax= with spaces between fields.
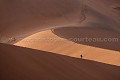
xmin=0 ymin=0 xmax=85 ymax=43
xmin=0 ymin=43 xmax=120 ymax=80
xmin=15 ymin=30 xmax=120 ymax=66
xmin=0 ymin=0 xmax=120 ymax=80
xmin=0 ymin=0 xmax=119 ymax=43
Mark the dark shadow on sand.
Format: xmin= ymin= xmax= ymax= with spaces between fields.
xmin=52 ymin=27 xmax=120 ymax=51
xmin=0 ymin=43 xmax=120 ymax=80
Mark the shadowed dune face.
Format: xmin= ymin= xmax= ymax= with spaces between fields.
xmin=0 ymin=0 xmax=82 ymax=17
xmin=0 ymin=43 xmax=120 ymax=80
xmin=0 ymin=0 xmax=85 ymax=43
xmin=53 ymin=27 xmax=120 ymax=51
xmin=0 ymin=0 xmax=120 ymax=44
xmin=0 ymin=0 xmax=83 ymax=22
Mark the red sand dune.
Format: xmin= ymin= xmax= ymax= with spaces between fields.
xmin=0 ymin=0 xmax=85 ymax=43
xmin=0 ymin=0 xmax=120 ymax=44
xmin=0 ymin=0 xmax=120 ymax=80
xmin=15 ymin=30 xmax=120 ymax=66
xmin=0 ymin=43 xmax=120 ymax=80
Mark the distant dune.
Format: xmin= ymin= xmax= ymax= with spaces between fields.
xmin=0 ymin=0 xmax=85 ymax=43
xmin=0 ymin=43 xmax=120 ymax=80
xmin=0 ymin=0 xmax=120 ymax=43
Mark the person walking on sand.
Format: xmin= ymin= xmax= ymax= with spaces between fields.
xmin=80 ymin=54 xmax=83 ymax=59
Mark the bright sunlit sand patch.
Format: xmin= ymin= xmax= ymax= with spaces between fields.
xmin=15 ymin=30 xmax=120 ymax=66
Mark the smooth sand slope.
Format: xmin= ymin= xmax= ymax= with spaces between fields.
xmin=0 ymin=43 xmax=120 ymax=80
xmin=0 ymin=0 xmax=85 ymax=43
xmin=0 ymin=0 xmax=120 ymax=44
xmin=15 ymin=30 xmax=120 ymax=66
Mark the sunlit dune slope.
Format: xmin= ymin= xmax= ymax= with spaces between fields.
xmin=15 ymin=30 xmax=120 ymax=66
xmin=0 ymin=43 xmax=120 ymax=80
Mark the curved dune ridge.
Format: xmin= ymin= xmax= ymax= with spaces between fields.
xmin=0 ymin=0 xmax=120 ymax=43
xmin=15 ymin=30 xmax=120 ymax=66
xmin=0 ymin=0 xmax=85 ymax=43
xmin=0 ymin=0 xmax=120 ymax=80
xmin=53 ymin=27 xmax=120 ymax=51
xmin=0 ymin=43 xmax=120 ymax=80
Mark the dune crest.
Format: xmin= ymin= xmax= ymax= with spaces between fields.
xmin=15 ymin=30 xmax=120 ymax=66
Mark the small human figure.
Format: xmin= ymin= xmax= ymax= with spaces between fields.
xmin=80 ymin=54 xmax=83 ymax=59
